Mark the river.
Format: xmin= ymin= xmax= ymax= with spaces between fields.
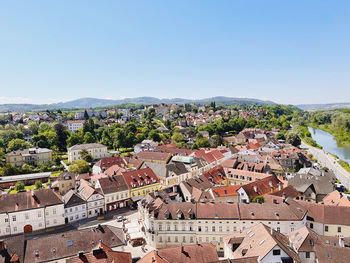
xmin=308 ymin=127 xmax=350 ymax=164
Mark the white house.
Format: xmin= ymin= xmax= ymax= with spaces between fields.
xmin=0 ymin=189 xmax=65 ymax=236
xmin=77 ymin=180 xmax=104 ymax=218
xmin=68 ymin=143 xmax=110 ymax=163
xmin=67 ymin=120 xmax=85 ymax=133
xmin=63 ymin=189 xmax=87 ymax=223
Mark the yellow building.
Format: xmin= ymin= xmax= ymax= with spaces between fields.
xmin=122 ymin=168 xmax=162 ymax=200
xmin=6 ymin=147 xmax=52 ymax=167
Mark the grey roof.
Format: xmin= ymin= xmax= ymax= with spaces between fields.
xmin=68 ymin=143 xmax=107 ymax=151
xmin=166 ymin=162 xmax=188 ymax=176
xmin=6 ymin=147 xmax=52 ymax=156
xmin=288 ymin=172 xmax=335 ymax=195
xmin=140 ymin=162 xmax=167 ymax=178
xmin=0 ymin=172 xmax=51 ymax=183
xmin=63 ymin=189 xmax=86 ymax=207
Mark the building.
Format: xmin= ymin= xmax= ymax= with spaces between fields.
xmin=0 ymin=189 xmax=65 ymax=236
xmin=68 ymin=143 xmax=109 ymax=163
xmin=67 ymin=120 xmax=85 ymax=133
xmin=69 ymin=242 xmax=131 ymax=263
xmin=63 ymin=189 xmax=87 ymax=223
xmin=237 ymin=175 xmax=282 ymax=203
xmin=0 ymin=172 xmax=51 ymax=188
xmin=96 ymin=175 xmax=130 ymax=212
xmin=77 ymin=180 xmax=104 ymax=218
xmin=134 ymin=151 xmax=172 ymax=164
xmin=210 ymin=185 xmax=240 ymax=203
xmin=92 ymin=156 xmax=127 ymax=174
xmin=24 ymin=225 xmax=125 ymax=263
xmin=138 ymin=243 xmax=219 ymax=263
xmin=288 ymin=226 xmax=350 ymax=263
xmin=140 ymin=199 xmax=307 ymax=253
xmin=55 ymin=171 xmax=76 ymax=195
xmin=134 ymin=139 xmax=158 ymax=153
xmin=223 ymin=223 xmax=301 ymax=263
xmin=298 ymin=201 xmax=350 ymax=237
xmin=122 ymin=168 xmax=161 ymax=201
xmin=6 ymin=147 xmax=52 ymax=167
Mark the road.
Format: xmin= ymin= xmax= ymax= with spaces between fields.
xmin=301 ymin=141 xmax=350 ymax=190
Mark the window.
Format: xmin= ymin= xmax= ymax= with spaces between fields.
xmin=277 ymin=227 xmax=280 ymax=232
xmin=198 ymin=237 xmax=202 ymax=243
xmin=190 ymin=236 xmax=194 ymax=243
xmin=167 ymin=236 xmax=171 ymax=242
xmin=159 ymin=224 xmax=162 ymax=231
xmin=305 ymin=252 xmax=310 ymax=258
xmin=183 ymin=236 xmax=186 ymax=243
xmin=310 ymin=223 xmax=313 ymax=229
xmin=220 ymin=237 xmax=223 ymax=243
xmin=167 ymin=225 xmax=170 ymax=231
xmin=205 ymin=226 xmax=208 ymax=232
xmin=175 ymin=236 xmax=178 ymax=243
xmin=53 ymin=208 xmax=56 ymax=215
xmin=212 ymin=226 xmax=215 ymax=232
xmin=338 ymin=227 xmax=342 ymax=233
xmin=159 ymin=236 xmax=163 ymax=243
xmin=174 ymin=224 xmax=177 ymax=231
xmin=5 ymin=218 xmax=8 ymax=223
xmin=206 ymin=237 xmax=209 ymax=242
xmin=13 ymin=227 xmax=17 ymax=232
xmin=273 ymin=249 xmax=281 ymax=255
xmin=38 ymin=211 xmax=41 ymax=217
xmin=12 ymin=216 xmax=16 ymax=222
xmin=219 ymin=226 xmax=222 ymax=232
xmin=198 ymin=226 xmax=202 ymax=232
xmin=325 ymin=226 xmax=329 ymax=232
xmin=25 ymin=213 xmax=29 ymax=220
xmin=226 ymin=226 xmax=230 ymax=232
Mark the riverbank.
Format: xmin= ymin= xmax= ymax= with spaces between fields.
xmin=308 ymin=123 xmax=350 ymax=148
xmin=300 ymin=141 xmax=350 ymax=190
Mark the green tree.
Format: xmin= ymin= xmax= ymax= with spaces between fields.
xmin=68 ymin=160 xmax=92 ymax=174
xmin=14 ymin=181 xmax=25 ymax=192
xmin=286 ymin=132 xmax=301 ymax=147
xmin=0 ymin=163 xmax=19 ymax=176
xmin=171 ymin=132 xmax=184 ymax=143
xmin=7 ymin=138 xmax=30 ymax=152
xmin=35 ymin=180 xmax=43 ymax=190
xmin=28 ymin=121 xmax=39 ymax=135
xmin=80 ymin=149 xmax=93 ymax=162
xmin=275 ymin=132 xmax=286 ymax=141
xmin=148 ymin=129 xmax=161 ymax=142
xmin=83 ymin=132 xmax=96 ymax=144
xmin=67 ymin=132 xmax=84 ymax=147
xmin=212 ymin=134 xmax=224 ymax=147
xmin=196 ymin=137 xmax=210 ymax=148
xmin=54 ymin=123 xmax=69 ymax=151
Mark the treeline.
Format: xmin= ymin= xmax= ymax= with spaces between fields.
xmin=303 ymin=110 xmax=350 ymax=147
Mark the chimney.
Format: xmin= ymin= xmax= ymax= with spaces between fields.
xmin=269 ymin=181 xmax=273 ymax=188
xmin=339 ymin=236 xmax=344 ymax=247
xmin=282 ymin=194 xmax=286 ymax=203
xmin=253 ymin=186 xmax=258 ymax=193
xmin=270 ymin=227 xmax=274 ymax=236
xmin=278 ymin=183 xmax=281 ymax=191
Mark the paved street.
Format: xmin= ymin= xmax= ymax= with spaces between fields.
xmin=301 ymin=141 xmax=350 ymax=190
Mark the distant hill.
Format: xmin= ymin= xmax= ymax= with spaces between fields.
xmin=297 ymin=102 xmax=350 ymax=111
xmin=0 ymin=96 xmax=275 ymax=113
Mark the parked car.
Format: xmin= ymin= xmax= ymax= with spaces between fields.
xmin=117 ymin=216 xmax=126 ymax=222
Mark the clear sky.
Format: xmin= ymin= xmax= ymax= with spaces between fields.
xmin=1 ymin=1 xmax=349 ymax=105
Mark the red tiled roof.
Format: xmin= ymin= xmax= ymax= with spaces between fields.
xmin=122 ymin=168 xmax=160 ymax=189
xmin=240 ymin=175 xmax=282 ymax=198
xmin=211 ymin=185 xmax=240 ymax=197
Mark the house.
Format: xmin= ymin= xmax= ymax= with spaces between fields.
xmin=68 ymin=143 xmax=109 ymax=163
xmin=92 ymin=156 xmax=127 ymax=174
xmin=297 ymin=201 xmax=350 ymax=237
xmin=0 ymin=189 xmax=65 ymax=236
xmin=179 ymin=175 xmax=213 ymax=202
xmin=122 ymin=168 xmax=161 ymax=201
xmin=96 ymin=175 xmax=130 ymax=212
xmin=288 ymin=226 xmax=350 ymax=263
xmin=77 ymin=180 xmax=104 ymax=218
xmin=69 ymin=242 xmax=131 ymax=263
xmin=237 ymin=175 xmax=282 ymax=203
xmin=138 ymin=243 xmax=219 ymax=263
xmin=67 ymin=120 xmax=85 ymax=133
xmin=24 ymin=225 xmax=125 ymax=263
xmin=134 ymin=139 xmax=158 ymax=153
xmin=63 ymin=189 xmax=87 ymax=223
xmin=223 ymin=223 xmax=301 ymax=263
xmin=55 ymin=171 xmax=76 ymax=195
xmin=321 ymin=190 xmax=350 ymax=206
xmin=210 ymin=185 xmax=240 ymax=203
xmin=287 ymin=170 xmax=335 ymax=203
xmin=6 ymin=147 xmax=52 ymax=167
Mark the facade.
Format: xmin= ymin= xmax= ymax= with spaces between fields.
xmin=96 ymin=175 xmax=130 ymax=212
xmin=68 ymin=143 xmax=109 ymax=163
xmin=122 ymin=168 xmax=161 ymax=200
xmin=223 ymin=223 xmax=301 ymax=262
xmin=0 ymin=189 xmax=65 ymax=236
xmin=139 ymin=199 xmax=307 ymax=253
xmin=6 ymin=147 xmax=52 ymax=167
xmin=56 ymin=171 xmax=76 ymax=195
xmin=67 ymin=120 xmax=84 ymax=133
xmin=63 ymin=189 xmax=87 ymax=223
xmin=77 ymin=180 xmax=105 ymax=218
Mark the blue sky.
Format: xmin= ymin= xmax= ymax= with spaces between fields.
xmin=0 ymin=1 xmax=349 ymax=105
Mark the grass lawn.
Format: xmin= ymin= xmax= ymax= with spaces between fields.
xmin=51 ymin=171 xmax=63 ymax=177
